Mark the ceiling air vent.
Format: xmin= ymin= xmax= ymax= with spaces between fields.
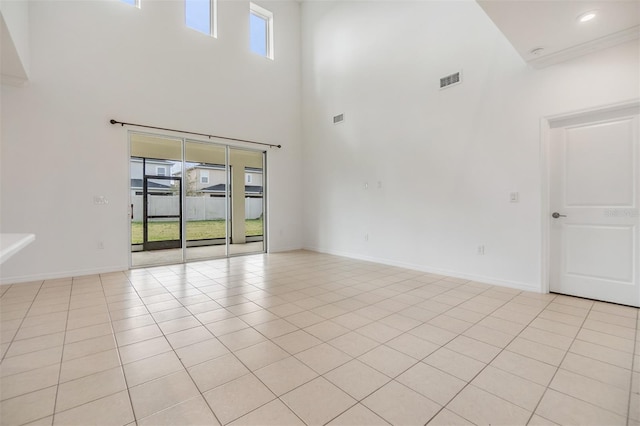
xmin=333 ymin=113 xmax=344 ymax=124
xmin=440 ymin=71 xmax=462 ymax=89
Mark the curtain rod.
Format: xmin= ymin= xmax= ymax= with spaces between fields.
xmin=109 ymin=119 xmax=282 ymax=149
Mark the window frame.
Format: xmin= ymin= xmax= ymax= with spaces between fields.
xmin=156 ymin=166 xmax=167 ymax=176
xmin=185 ymin=0 xmax=218 ymax=38
xmin=121 ymin=0 xmax=140 ymax=8
xmin=200 ymin=170 xmax=210 ymax=184
xmin=249 ymin=3 xmax=274 ymax=60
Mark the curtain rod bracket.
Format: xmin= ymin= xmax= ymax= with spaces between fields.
xmin=109 ymin=118 xmax=282 ymax=149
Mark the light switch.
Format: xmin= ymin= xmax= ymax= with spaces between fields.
xmin=509 ymin=192 xmax=519 ymax=203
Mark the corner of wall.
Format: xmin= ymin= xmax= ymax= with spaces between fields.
xmin=0 ymin=0 xmax=30 ymax=84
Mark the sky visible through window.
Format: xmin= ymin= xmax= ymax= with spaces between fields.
xmin=121 ymin=0 xmax=137 ymax=6
xmin=186 ymin=0 xmax=211 ymax=35
xmin=250 ymin=13 xmax=268 ymax=56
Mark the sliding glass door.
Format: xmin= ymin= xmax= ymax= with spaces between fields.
xmin=229 ymin=148 xmax=265 ymax=256
xmin=143 ymin=174 xmax=182 ymax=251
xmin=130 ymin=133 xmax=266 ymax=267
xmin=184 ymin=141 xmax=228 ymax=261
xmin=130 ymin=134 xmax=184 ymax=267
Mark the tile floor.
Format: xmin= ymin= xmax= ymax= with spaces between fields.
xmin=0 ymin=250 xmax=639 ymax=425
xmin=131 ymin=242 xmax=265 ymax=267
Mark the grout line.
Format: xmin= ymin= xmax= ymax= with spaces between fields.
xmin=129 ymin=265 xmax=271 ymax=426
xmin=0 ymin=280 xmax=47 ymax=364
xmin=120 ymin=270 xmax=226 ymax=425
xmin=98 ymin=272 xmax=139 ymax=425
xmin=274 ymin=276 xmax=511 ymax=424
xmin=4 ymin=254 xmax=637 ymax=426
xmin=417 ymin=285 xmax=553 ymax=424
xmin=524 ymin=299 xmax=594 ymax=425
xmin=626 ymin=309 xmax=639 ymax=426
xmin=50 ymin=277 xmax=81 ymax=424
xmin=208 ymin=264 xmax=520 ymax=424
xmin=0 ymin=279 xmax=61 ymax=426
xmin=128 ymin=258 xmax=430 ymax=425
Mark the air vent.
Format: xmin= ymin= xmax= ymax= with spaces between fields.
xmin=440 ymin=71 xmax=461 ymax=89
xmin=333 ymin=113 xmax=344 ymax=124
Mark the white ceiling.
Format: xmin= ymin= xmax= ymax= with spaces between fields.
xmin=477 ymin=0 xmax=640 ymax=68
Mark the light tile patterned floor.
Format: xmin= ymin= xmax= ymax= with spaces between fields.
xmin=1 ymin=250 xmax=639 ymax=425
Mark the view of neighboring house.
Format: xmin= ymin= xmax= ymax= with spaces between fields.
xmin=129 ymin=158 xmax=175 ymax=197
xmin=174 ymin=163 xmax=226 ymax=195
xmin=129 ymin=160 xmax=264 ymax=222
xmin=175 ymin=163 xmax=263 ymax=197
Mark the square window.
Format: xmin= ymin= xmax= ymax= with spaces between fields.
xmin=157 ymin=167 xmax=167 ymax=176
xmin=201 ymin=171 xmax=209 ymax=184
xmin=250 ymin=3 xmax=273 ymax=59
xmin=186 ymin=0 xmax=217 ymax=37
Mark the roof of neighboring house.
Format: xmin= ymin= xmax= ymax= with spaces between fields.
xmin=201 ymin=184 xmax=263 ymax=194
xmin=174 ymin=165 xmax=263 ymax=176
xmin=192 ymin=163 xmax=225 ymax=170
xmin=130 ymin=179 xmax=172 ymax=190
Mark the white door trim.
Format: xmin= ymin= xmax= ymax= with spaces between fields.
xmin=540 ymin=99 xmax=640 ymax=296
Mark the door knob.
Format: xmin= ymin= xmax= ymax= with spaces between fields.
xmin=552 ymin=212 xmax=567 ymax=218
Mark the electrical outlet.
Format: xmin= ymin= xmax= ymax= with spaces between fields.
xmin=97 ymin=241 xmax=104 ymax=250
xmin=365 ymin=234 xmax=369 ymax=242
xmin=477 ymin=245 xmax=485 ymax=255
xmin=509 ymin=192 xmax=519 ymax=203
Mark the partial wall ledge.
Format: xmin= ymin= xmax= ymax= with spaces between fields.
xmin=0 ymin=233 xmax=35 ymax=265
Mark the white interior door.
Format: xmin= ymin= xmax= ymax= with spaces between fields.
xmin=549 ymin=113 xmax=639 ymax=307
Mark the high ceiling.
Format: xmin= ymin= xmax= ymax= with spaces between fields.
xmin=477 ymin=0 xmax=640 ymax=68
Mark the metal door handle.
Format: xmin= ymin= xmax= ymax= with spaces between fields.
xmin=552 ymin=212 xmax=567 ymax=218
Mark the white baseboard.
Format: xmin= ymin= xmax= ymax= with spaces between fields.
xmin=268 ymin=244 xmax=304 ymax=253
xmin=1 ymin=248 xmax=540 ymax=295
xmin=0 ymin=265 xmax=128 ymax=285
xmin=303 ymin=245 xmax=541 ymax=293
xmin=0 ymin=246 xmax=306 ymax=285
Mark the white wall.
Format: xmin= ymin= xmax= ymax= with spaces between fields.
xmin=1 ymin=0 xmax=303 ymax=283
xmin=301 ymin=1 xmax=639 ymax=292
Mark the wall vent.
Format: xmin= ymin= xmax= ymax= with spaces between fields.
xmin=333 ymin=113 xmax=344 ymax=124
xmin=440 ymin=71 xmax=462 ymax=89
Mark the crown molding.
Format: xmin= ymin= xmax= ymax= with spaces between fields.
xmin=527 ymin=25 xmax=639 ymax=69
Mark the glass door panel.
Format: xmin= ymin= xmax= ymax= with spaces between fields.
xmin=185 ymin=141 xmax=228 ymax=261
xmin=229 ymin=148 xmax=265 ymax=256
xmin=144 ymin=176 xmax=181 ymax=250
xmin=130 ymin=134 xmax=183 ymax=267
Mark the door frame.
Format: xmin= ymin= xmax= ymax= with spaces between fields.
xmin=127 ymin=130 xmax=268 ymax=268
xmin=540 ymin=99 xmax=640 ymax=296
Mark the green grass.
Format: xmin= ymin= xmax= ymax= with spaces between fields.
xmin=131 ymin=219 xmax=263 ymax=244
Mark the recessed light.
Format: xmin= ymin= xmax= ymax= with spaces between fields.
xmin=577 ymin=11 xmax=597 ymax=23
xmin=530 ymin=47 xmax=545 ymax=56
